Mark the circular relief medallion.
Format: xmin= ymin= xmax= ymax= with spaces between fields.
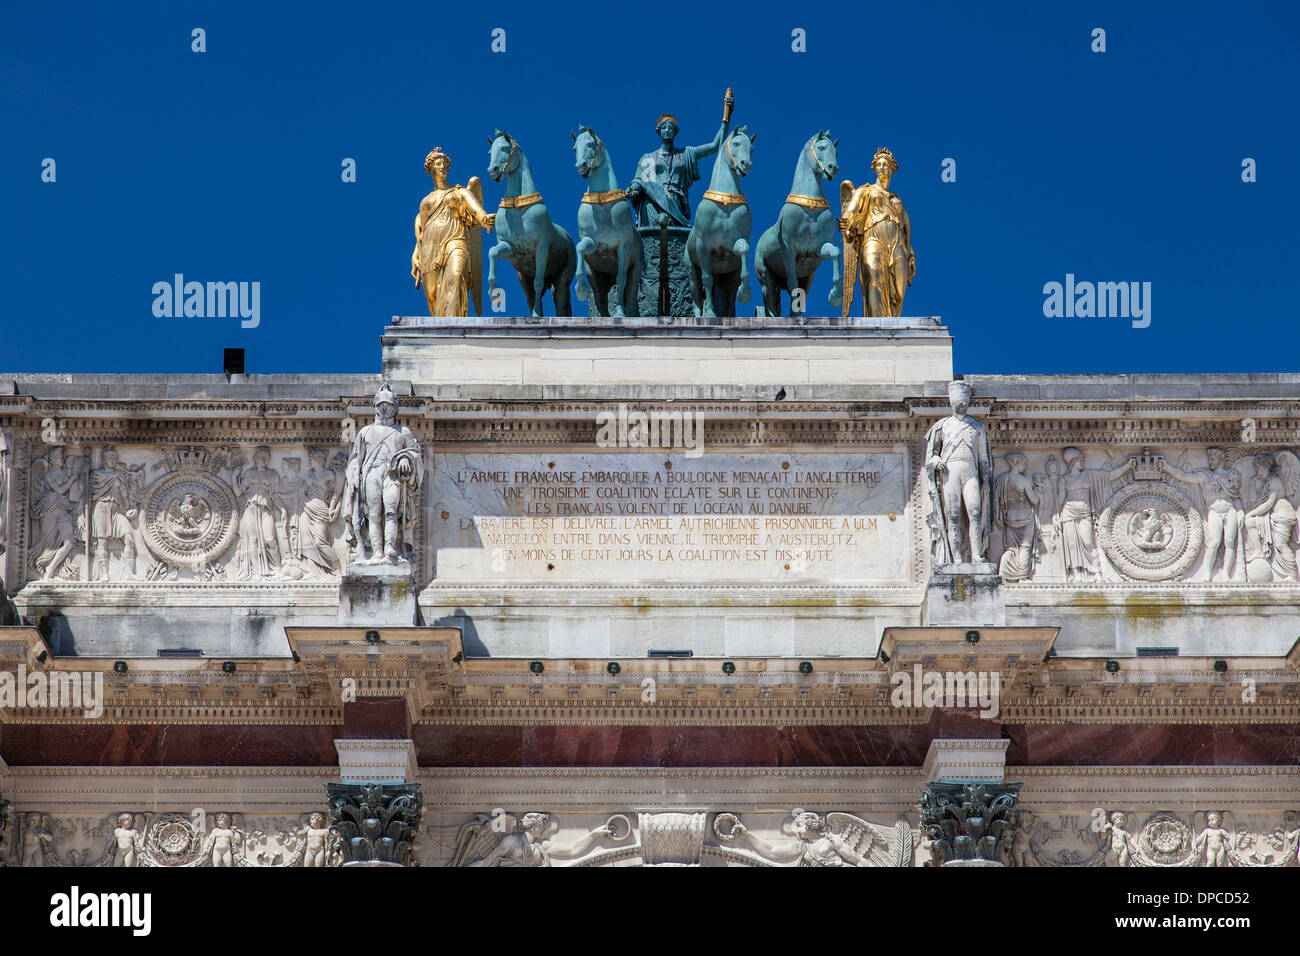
xmin=1098 ymin=481 xmax=1202 ymax=581
xmin=1138 ymin=812 xmax=1194 ymax=866
xmin=147 ymin=813 xmax=200 ymax=866
xmin=141 ymin=471 xmax=238 ymax=568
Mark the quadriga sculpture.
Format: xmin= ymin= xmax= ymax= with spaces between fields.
xmin=572 ymin=126 xmax=641 ymax=318
xmin=754 ymin=130 xmax=843 ymax=318
xmin=486 ymin=130 xmax=577 ymax=317
xmin=687 ymin=125 xmax=756 ymax=318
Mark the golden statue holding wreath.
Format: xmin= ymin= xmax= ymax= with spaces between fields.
xmin=411 ymin=147 xmax=496 ymax=316
xmin=838 ymin=147 xmax=916 ymax=318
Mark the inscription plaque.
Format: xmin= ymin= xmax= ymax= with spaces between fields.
xmin=431 ymin=453 xmax=909 ymax=584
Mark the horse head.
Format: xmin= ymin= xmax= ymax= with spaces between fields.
xmin=805 ymin=129 xmax=840 ymax=182
xmin=572 ymin=125 xmax=604 ymax=179
xmin=486 ymin=130 xmax=519 ymax=183
xmin=725 ymin=125 xmax=756 ymax=178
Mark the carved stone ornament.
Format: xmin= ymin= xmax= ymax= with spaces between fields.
xmin=639 ymin=811 xmax=706 ymax=866
xmin=714 ymin=809 xmax=914 ymax=867
xmin=1097 ymin=480 xmax=1203 ymax=582
xmin=141 ymin=466 xmax=240 ymax=569
xmin=919 ymin=782 xmax=1021 ymax=865
xmin=447 ymin=810 xmax=631 ymax=867
xmin=326 ymin=783 xmax=423 ymax=867
xmin=9 ymin=810 xmax=338 ymax=868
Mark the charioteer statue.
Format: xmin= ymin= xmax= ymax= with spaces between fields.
xmin=628 ymin=90 xmax=735 ymax=316
xmin=627 ymin=90 xmax=733 ymax=227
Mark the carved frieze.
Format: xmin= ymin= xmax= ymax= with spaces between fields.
xmin=5 ymin=809 xmax=340 ymax=867
xmin=1012 ymin=808 xmax=1300 ymax=867
xmin=992 ymin=446 xmax=1300 ymax=585
xmin=20 ymin=442 xmax=352 ymax=587
xmin=440 ymin=808 xmax=914 ymax=867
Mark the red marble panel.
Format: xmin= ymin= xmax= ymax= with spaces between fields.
xmin=927 ymin=708 xmax=1002 ymax=740
xmin=523 ymin=726 xmax=781 ymax=767
xmin=342 ymin=696 xmax=410 ymax=739
xmin=0 ymin=724 xmax=343 ymax=766
xmin=776 ymin=725 xmax=934 ymax=766
xmin=1005 ymin=723 xmax=1300 ymax=766
xmin=412 ymin=725 xmax=524 ymax=767
xmin=413 ymin=725 xmax=939 ymax=767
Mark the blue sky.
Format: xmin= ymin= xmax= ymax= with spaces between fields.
xmin=1 ymin=0 xmax=1296 ymax=376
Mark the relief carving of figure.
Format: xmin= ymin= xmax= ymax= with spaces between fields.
xmin=454 ymin=811 xmax=621 ymax=867
xmin=112 ymin=813 xmax=143 ymax=868
xmin=1242 ymin=451 xmax=1300 ymax=582
xmin=275 ymin=457 xmax=305 ymax=564
xmin=201 ymin=812 xmax=242 ymax=867
xmin=297 ymin=449 xmax=344 ymax=577
xmin=1193 ymin=812 xmax=1231 ymax=868
xmin=343 ymin=384 xmax=422 ymax=565
xmin=30 ymin=446 xmax=85 ymax=580
xmin=1103 ymin=811 xmax=1135 ymax=867
xmin=88 ymin=446 xmax=145 ymax=580
xmin=924 ymin=381 xmax=993 ymax=567
xmin=232 ymin=447 xmax=282 ymax=580
xmin=716 ymin=809 xmax=914 ymax=867
xmin=1057 ymin=447 xmax=1134 ymax=582
xmin=301 ymin=812 xmax=333 ymax=867
xmin=1030 ymin=455 xmax=1065 ymax=580
xmin=993 ymin=452 xmax=1040 ymax=582
xmin=21 ymin=813 xmax=53 ymax=867
xmin=1161 ymin=449 xmax=1244 ymax=582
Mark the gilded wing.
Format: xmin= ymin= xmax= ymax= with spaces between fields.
xmin=839 ymin=180 xmax=857 ymax=318
xmin=468 ymin=176 xmax=484 ymax=316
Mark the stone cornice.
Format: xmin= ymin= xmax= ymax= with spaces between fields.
xmin=2 ymin=625 xmax=1295 ymax=726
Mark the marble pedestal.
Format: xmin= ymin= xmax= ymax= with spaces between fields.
xmin=339 ymin=562 xmax=417 ymax=627
xmin=922 ymin=562 xmax=1006 ymax=626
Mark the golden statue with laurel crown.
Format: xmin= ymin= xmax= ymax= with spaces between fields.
xmin=838 ymin=147 xmax=916 ymax=318
xmin=411 ymin=147 xmax=496 ymax=316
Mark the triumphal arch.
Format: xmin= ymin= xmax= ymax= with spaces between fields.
xmin=0 ymin=134 xmax=1296 ymax=869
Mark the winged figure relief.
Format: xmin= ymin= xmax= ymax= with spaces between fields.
xmin=715 ymin=809 xmax=915 ymax=867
